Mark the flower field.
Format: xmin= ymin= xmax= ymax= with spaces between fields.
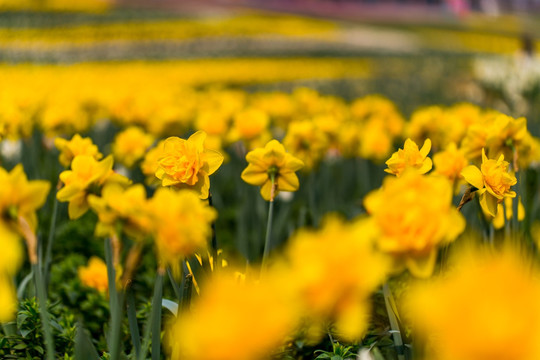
xmin=3 ymin=2 xmax=540 ymax=360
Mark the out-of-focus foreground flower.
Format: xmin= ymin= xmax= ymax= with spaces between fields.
xmin=241 ymin=139 xmax=304 ymax=201
xmin=167 ymin=273 xmax=297 ymax=360
xmin=407 ymin=246 xmax=540 ymax=360
xmin=0 ymin=224 xmax=23 ymax=323
xmin=364 ymin=171 xmax=464 ymax=278
xmin=149 ymin=188 xmax=217 ymax=268
xmin=284 ymin=215 xmax=389 ymax=340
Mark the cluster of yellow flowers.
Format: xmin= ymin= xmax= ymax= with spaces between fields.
xmin=0 ymin=0 xmax=112 ymax=12
xmin=0 ymin=14 xmax=337 ymax=46
xmin=0 ymin=60 xmax=371 ymax=140
xmin=3 ymin=71 xmax=539 ymax=360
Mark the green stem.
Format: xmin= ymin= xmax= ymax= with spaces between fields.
xmin=261 ymin=175 xmax=276 ymax=274
xmin=44 ymin=192 xmax=59 ymax=290
xmin=126 ymin=288 xmax=141 ymax=359
xmin=105 ymin=238 xmax=122 ymax=359
xmin=383 ymin=283 xmax=406 ymax=360
xmin=167 ymin=267 xmax=182 ymax=302
xmin=139 ymin=268 xmax=164 ymax=360
xmin=33 ymin=263 xmax=55 ymax=360
xmin=151 ymin=269 xmax=164 ymax=360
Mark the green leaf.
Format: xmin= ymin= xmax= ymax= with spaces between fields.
xmin=74 ymin=322 xmax=99 ymax=360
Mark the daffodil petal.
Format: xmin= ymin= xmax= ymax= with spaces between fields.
xmin=205 ymin=150 xmax=224 ymax=175
xmin=479 ymin=191 xmax=498 ymax=217
xmin=461 ymin=165 xmax=484 ymax=190
xmin=241 ymin=165 xmax=268 ymax=186
xmin=419 ymin=138 xmax=432 ymax=157
xmin=189 ymin=131 xmax=207 ymax=152
xmin=277 ymin=172 xmax=299 ymax=192
xmin=260 ymin=180 xmax=273 ymax=201
xmin=418 ymin=157 xmax=433 ymax=174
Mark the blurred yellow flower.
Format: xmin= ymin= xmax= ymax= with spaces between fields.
xmin=155 ymin=131 xmax=224 ymax=199
xmin=112 ymin=126 xmax=155 ymax=168
xmin=385 ymin=138 xmax=432 ymax=177
xmin=78 ymin=257 xmax=109 ymax=293
xmin=0 ymin=164 xmax=50 ymax=234
xmin=228 ymin=107 xmax=271 ymax=149
xmin=358 ymin=120 xmax=394 ymax=162
xmin=285 ymin=215 xmax=389 ymax=340
xmin=433 ymin=142 xmax=468 ymax=184
xmin=54 ymin=133 xmax=102 ymax=168
xmin=461 ymin=148 xmax=517 ymax=217
xmin=57 ymin=155 xmax=130 ymax=219
xmin=88 ymin=183 xmax=152 ymax=240
xmin=283 ymin=119 xmax=328 ymax=171
xmin=486 ymin=114 xmax=528 ymax=163
xmin=167 ymin=273 xmax=297 ymax=360
xmin=140 ymin=139 xmax=165 ymax=185
xmin=0 ymin=276 xmax=17 ymax=323
xmin=0 ymin=223 xmax=23 ymax=323
xmin=0 ymin=223 xmax=23 ymax=276
xmin=364 ymin=171 xmax=464 ymax=277
xmin=492 ymin=197 xmax=525 ymax=229
xmin=406 ymin=247 xmax=540 ymax=360
xmin=241 ymin=139 xmax=304 ymax=201
xmin=149 ymin=188 xmax=216 ymax=267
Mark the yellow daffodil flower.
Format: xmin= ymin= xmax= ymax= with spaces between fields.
xmin=149 ymin=188 xmax=216 ymax=268
xmin=0 ymin=165 xmax=49 ymax=267
xmin=385 ymin=138 xmax=432 ymax=177
xmin=283 ymin=120 xmax=328 ymax=171
xmin=167 ymin=273 xmax=296 ymax=360
xmin=0 ymin=223 xmax=23 ymax=276
xmin=54 ymin=133 xmax=102 ymax=168
xmin=0 ymin=164 xmax=50 ymax=233
xmin=285 ymin=215 xmax=389 ymax=340
xmin=78 ymin=257 xmax=109 ymax=293
xmin=155 ymin=131 xmax=224 ymax=199
xmin=241 ymin=139 xmax=304 ymax=201
xmin=364 ymin=171 xmax=464 ymax=278
xmin=486 ymin=113 xmax=528 ymax=162
xmin=461 ymin=148 xmax=517 ymax=217
xmin=57 ymin=155 xmax=130 ymax=219
xmin=0 ymin=276 xmax=17 ymax=323
xmin=141 ymin=140 xmax=165 ymax=186
xmin=0 ymin=223 xmax=23 ymax=323
xmin=112 ymin=126 xmax=155 ymax=168
xmin=406 ymin=247 xmax=540 ymax=360
xmin=433 ymin=143 xmax=468 ymax=190
xmin=88 ymin=183 xmax=152 ymax=240
xmin=228 ymin=107 xmax=271 ymax=148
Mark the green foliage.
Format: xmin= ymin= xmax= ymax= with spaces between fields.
xmin=314 ymin=342 xmax=356 ymax=360
xmin=0 ymin=298 xmax=76 ymax=359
